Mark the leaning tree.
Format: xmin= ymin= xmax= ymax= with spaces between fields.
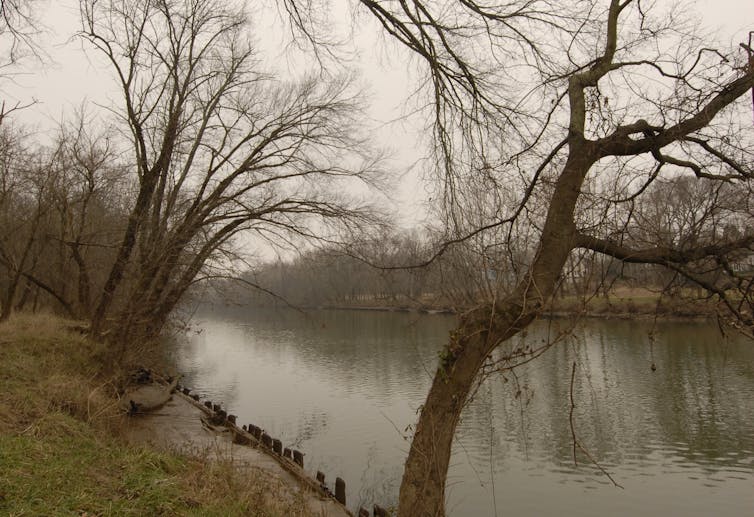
xmin=78 ymin=0 xmax=386 ymax=349
xmin=281 ymin=0 xmax=754 ymax=515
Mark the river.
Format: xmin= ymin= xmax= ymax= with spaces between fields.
xmin=173 ymin=308 xmax=754 ymax=516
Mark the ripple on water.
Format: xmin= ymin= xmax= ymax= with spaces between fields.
xmin=181 ymin=311 xmax=754 ymax=517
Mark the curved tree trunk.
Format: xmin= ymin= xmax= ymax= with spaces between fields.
xmin=393 ymin=3 xmax=626 ymax=508
xmin=397 ymin=140 xmax=596 ymax=516
xmin=397 ymin=304 xmax=535 ymax=516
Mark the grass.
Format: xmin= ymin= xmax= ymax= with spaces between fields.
xmin=548 ymin=286 xmax=717 ymax=318
xmin=0 ymin=313 xmax=314 ymax=516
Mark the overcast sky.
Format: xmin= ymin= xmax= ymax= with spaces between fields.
xmin=2 ymin=0 xmax=752 ymax=226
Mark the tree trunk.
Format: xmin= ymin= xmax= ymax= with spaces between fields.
xmin=397 ymin=140 xmax=596 ymax=516
xmin=13 ymin=278 xmax=32 ymax=311
xmin=90 ymin=169 xmax=160 ymax=337
xmin=0 ymin=221 xmax=39 ymax=322
xmin=70 ymin=242 xmax=92 ymax=317
xmin=0 ymin=275 xmax=19 ymax=322
xmin=397 ymin=304 xmax=535 ymax=516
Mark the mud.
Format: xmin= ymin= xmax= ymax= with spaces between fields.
xmin=122 ymin=391 xmax=352 ymax=517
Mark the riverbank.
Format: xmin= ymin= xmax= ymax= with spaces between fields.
xmin=0 ymin=313 xmax=325 ymax=516
xmin=546 ymin=287 xmax=717 ymax=320
xmin=310 ymin=287 xmax=717 ymax=320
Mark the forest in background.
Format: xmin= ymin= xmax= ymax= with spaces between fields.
xmin=209 ymin=173 xmax=754 ymax=315
xmin=5 ymin=135 xmax=753 ymax=319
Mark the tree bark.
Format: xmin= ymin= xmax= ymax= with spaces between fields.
xmin=397 ymin=304 xmax=534 ymax=516
xmin=398 ymin=142 xmax=596 ymax=515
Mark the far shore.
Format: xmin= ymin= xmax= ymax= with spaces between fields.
xmin=250 ymin=287 xmax=719 ymax=322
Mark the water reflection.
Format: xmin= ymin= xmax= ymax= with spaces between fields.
xmin=174 ymin=308 xmax=754 ymax=516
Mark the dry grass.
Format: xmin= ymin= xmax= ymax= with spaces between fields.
xmin=0 ymin=312 xmax=117 ymax=435
xmin=179 ymin=452 xmax=316 ymax=516
xmin=548 ymin=287 xmax=716 ymax=319
xmin=0 ymin=312 xmax=316 ymax=516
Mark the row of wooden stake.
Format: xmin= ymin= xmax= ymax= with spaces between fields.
xmin=178 ymin=384 xmax=391 ymax=517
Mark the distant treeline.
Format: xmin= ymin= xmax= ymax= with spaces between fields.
xmin=214 ymin=176 xmax=754 ymax=311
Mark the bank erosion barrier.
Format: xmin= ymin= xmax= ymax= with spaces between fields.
xmin=176 ymin=382 xmax=392 ymax=517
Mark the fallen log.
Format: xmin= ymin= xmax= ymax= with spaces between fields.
xmin=119 ymin=376 xmax=179 ymax=414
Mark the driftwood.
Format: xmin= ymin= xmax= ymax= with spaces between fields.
xmin=119 ymin=375 xmax=179 ymax=414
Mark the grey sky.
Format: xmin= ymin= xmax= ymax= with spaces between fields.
xmin=2 ymin=0 xmax=752 ymax=226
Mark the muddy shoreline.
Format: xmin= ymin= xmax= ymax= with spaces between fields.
xmin=121 ymin=381 xmax=399 ymax=517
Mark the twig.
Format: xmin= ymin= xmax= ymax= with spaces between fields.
xmin=569 ymin=361 xmax=623 ymax=489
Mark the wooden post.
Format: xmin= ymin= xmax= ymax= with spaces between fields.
xmin=316 ymin=471 xmax=325 ymax=484
xmin=204 ymin=401 xmax=212 ymax=409
xmin=283 ymin=448 xmax=292 ymax=459
xmin=182 ymin=387 xmax=190 ymax=395
xmin=190 ymin=394 xmax=199 ymax=401
xmin=374 ymin=504 xmax=388 ymax=517
xmin=335 ymin=477 xmax=346 ymax=505
xmin=261 ymin=433 xmax=273 ymax=448
xmin=212 ymin=403 xmax=221 ymax=412
xmin=293 ymin=450 xmax=304 ymax=468
xmin=227 ymin=414 xmax=237 ymax=425
xmin=272 ymin=438 xmax=282 ymax=455
xmin=358 ymin=508 xmax=369 ymax=517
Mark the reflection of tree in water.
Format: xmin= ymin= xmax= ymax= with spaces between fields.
xmin=169 ymin=331 xmax=241 ymax=409
xmin=648 ymin=325 xmax=754 ymax=470
xmin=454 ymin=319 xmax=754 ymax=482
xmin=288 ymin=410 xmax=330 ymax=449
xmin=224 ymin=306 xmax=456 ymax=401
xmin=355 ymin=444 xmax=401 ymax=511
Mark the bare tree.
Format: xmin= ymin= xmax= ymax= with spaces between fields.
xmin=0 ymin=0 xmax=42 ymax=123
xmin=0 ymin=127 xmax=79 ymax=320
xmin=0 ymin=0 xmax=36 ymax=52
xmin=0 ymin=116 xmax=131 ymax=321
xmin=281 ymin=1 xmax=754 ymax=515
xmin=48 ymin=114 xmax=128 ymax=317
xmin=0 ymin=122 xmax=33 ymax=320
xmin=78 ymin=0 xmax=385 ymax=348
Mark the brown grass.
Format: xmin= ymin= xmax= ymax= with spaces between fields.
xmin=0 ymin=312 xmax=317 ymax=516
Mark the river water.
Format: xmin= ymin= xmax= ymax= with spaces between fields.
xmin=174 ymin=308 xmax=754 ymax=516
